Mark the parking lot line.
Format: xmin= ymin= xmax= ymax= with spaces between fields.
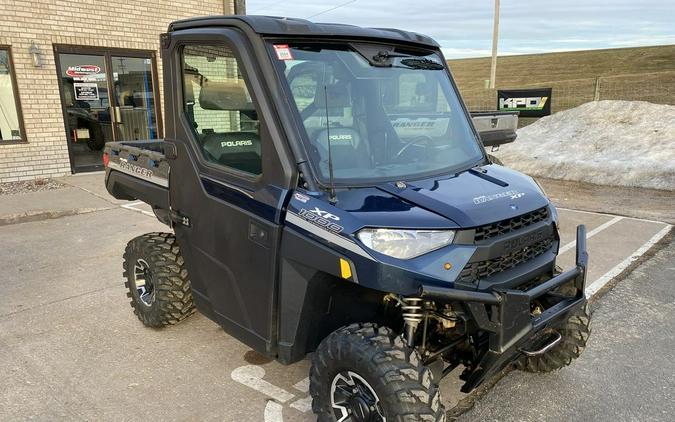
xmin=558 ymin=215 xmax=623 ymax=254
xmin=231 ymin=365 xmax=295 ymax=403
xmin=120 ymin=201 xmax=155 ymax=217
xmin=586 ymin=224 xmax=672 ymax=296
xmin=264 ymin=401 xmax=284 ymax=422
xmin=557 ymin=207 xmax=667 ymax=225
xmin=293 ymin=378 xmax=310 ymax=393
xmin=290 ymin=396 xmax=313 ymax=413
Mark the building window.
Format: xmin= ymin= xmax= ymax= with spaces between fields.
xmin=0 ymin=47 xmax=25 ymax=142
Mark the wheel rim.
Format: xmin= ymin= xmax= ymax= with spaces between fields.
xmin=132 ymin=259 xmax=155 ymax=306
xmin=331 ymin=371 xmax=385 ymax=422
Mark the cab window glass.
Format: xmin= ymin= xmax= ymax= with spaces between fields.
xmin=288 ymin=70 xmax=317 ymax=112
xmin=284 ymin=61 xmax=354 ymax=139
xmin=181 ymin=44 xmax=261 ymax=175
xmin=278 ymin=43 xmax=481 ymax=184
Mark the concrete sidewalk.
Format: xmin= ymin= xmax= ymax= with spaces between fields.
xmin=0 ymin=173 xmax=116 ymax=226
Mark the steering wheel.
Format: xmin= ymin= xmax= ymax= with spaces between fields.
xmin=394 ymin=135 xmax=436 ymax=158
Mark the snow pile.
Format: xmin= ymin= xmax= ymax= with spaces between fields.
xmin=494 ymin=100 xmax=675 ymax=191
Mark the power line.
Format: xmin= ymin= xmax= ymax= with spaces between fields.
xmin=306 ymin=0 xmax=358 ymax=19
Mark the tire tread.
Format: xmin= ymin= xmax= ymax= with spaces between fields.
xmin=122 ymin=232 xmax=195 ymax=328
xmin=310 ymin=322 xmax=446 ymax=421
xmin=519 ymin=306 xmax=592 ymax=373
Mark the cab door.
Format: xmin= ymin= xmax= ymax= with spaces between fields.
xmin=163 ymin=29 xmax=294 ymax=354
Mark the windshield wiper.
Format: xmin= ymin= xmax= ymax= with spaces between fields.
xmin=399 ymin=58 xmax=444 ymax=70
xmin=370 ymin=50 xmax=409 ymax=66
xmin=371 ymin=50 xmax=444 ymax=70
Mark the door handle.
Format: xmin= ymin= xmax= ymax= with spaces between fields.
xmin=164 ymin=143 xmax=177 ymax=160
xmin=248 ymin=220 xmax=270 ymax=247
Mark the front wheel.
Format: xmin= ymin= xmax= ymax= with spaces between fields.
xmin=310 ymin=323 xmax=445 ymax=421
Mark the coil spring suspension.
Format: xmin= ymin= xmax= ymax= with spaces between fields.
xmin=402 ymin=297 xmax=424 ymax=345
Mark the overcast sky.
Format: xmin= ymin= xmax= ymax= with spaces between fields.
xmin=245 ymin=0 xmax=675 ymax=58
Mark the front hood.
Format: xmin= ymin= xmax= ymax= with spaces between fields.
xmin=333 ymin=165 xmax=549 ymax=229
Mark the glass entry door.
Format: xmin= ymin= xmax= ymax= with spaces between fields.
xmin=56 ymin=47 xmax=161 ymax=173
xmin=58 ymin=53 xmax=113 ymax=170
xmin=111 ymin=56 xmax=158 ymax=141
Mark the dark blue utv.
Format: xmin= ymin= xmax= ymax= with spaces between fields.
xmin=104 ymin=15 xmax=591 ymax=421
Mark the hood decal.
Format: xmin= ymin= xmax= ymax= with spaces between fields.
xmin=473 ymin=190 xmax=525 ymax=205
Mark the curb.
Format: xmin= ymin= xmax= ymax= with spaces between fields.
xmin=0 ymin=207 xmax=114 ymax=227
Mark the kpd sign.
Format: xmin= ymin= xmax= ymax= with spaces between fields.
xmin=498 ymin=88 xmax=552 ymax=117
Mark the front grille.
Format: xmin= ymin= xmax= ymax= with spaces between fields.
xmin=459 ymin=236 xmax=555 ymax=283
xmin=474 ymin=207 xmax=549 ymax=242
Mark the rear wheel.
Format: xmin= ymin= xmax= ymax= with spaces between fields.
xmin=310 ymin=323 xmax=445 ymax=421
xmin=518 ymin=305 xmax=591 ymax=373
xmin=122 ymin=232 xmax=195 ymax=327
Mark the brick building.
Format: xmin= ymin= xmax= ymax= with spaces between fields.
xmin=0 ymin=0 xmax=236 ymax=182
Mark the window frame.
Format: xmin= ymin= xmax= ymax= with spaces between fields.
xmin=0 ymin=45 xmax=28 ymax=144
xmin=178 ymin=41 xmax=265 ymax=182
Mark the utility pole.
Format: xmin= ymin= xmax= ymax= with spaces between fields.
xmin=489 ymin=0 xmax=500 ymax=89
xmin=233 ymin=0 xmax=246 ymax=14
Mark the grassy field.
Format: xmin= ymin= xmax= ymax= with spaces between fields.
xmin=447 ymin=45 xmax=675 ymax=114
xmin=447 ymin=44 xmax=675 ymax=91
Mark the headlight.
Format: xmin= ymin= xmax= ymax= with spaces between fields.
xmin=356 ymin=228 xmax=455 ymax=259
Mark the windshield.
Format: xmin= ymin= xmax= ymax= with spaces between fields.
xmin=270 ymin=42 xmax=484 ymax=185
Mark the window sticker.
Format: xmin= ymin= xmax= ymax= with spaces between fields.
xmin=74 ymin=82 xmax=99 ymax=101
xmin=273 ymin=44 xmax=293 ymax=60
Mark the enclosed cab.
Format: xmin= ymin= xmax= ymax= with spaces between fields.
xmin=105 ymin=16 xmax=591 ymax=421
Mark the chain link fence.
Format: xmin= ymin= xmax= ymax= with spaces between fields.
xmin=459 ymin=70 xmax=675 ymax=125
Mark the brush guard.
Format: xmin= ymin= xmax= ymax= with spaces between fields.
xmin=419 ymin=225 xmax=588 ymax=392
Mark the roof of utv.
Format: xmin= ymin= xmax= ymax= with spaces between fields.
xmin=168 ymin=15 xmax=439 ymax=48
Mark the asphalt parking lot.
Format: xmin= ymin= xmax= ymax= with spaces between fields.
xmin=0 ymin=183 xmax=672 ymax=421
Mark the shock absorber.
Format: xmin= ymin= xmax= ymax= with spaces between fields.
xmin=401 ymin=297 xmax=424 ymax=346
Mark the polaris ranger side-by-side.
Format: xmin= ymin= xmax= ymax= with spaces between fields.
xmin=104 ymin=16 xmax=591 ymax=421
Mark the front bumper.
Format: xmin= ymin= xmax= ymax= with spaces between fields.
xmin=419 ymin=225 xmax=589 ymax=392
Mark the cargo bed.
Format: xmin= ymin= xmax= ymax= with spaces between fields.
xmin=104 ymin=140 xmax=170 ymax=213
xmin=470 ymin=111 xmax=519 ymax=147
